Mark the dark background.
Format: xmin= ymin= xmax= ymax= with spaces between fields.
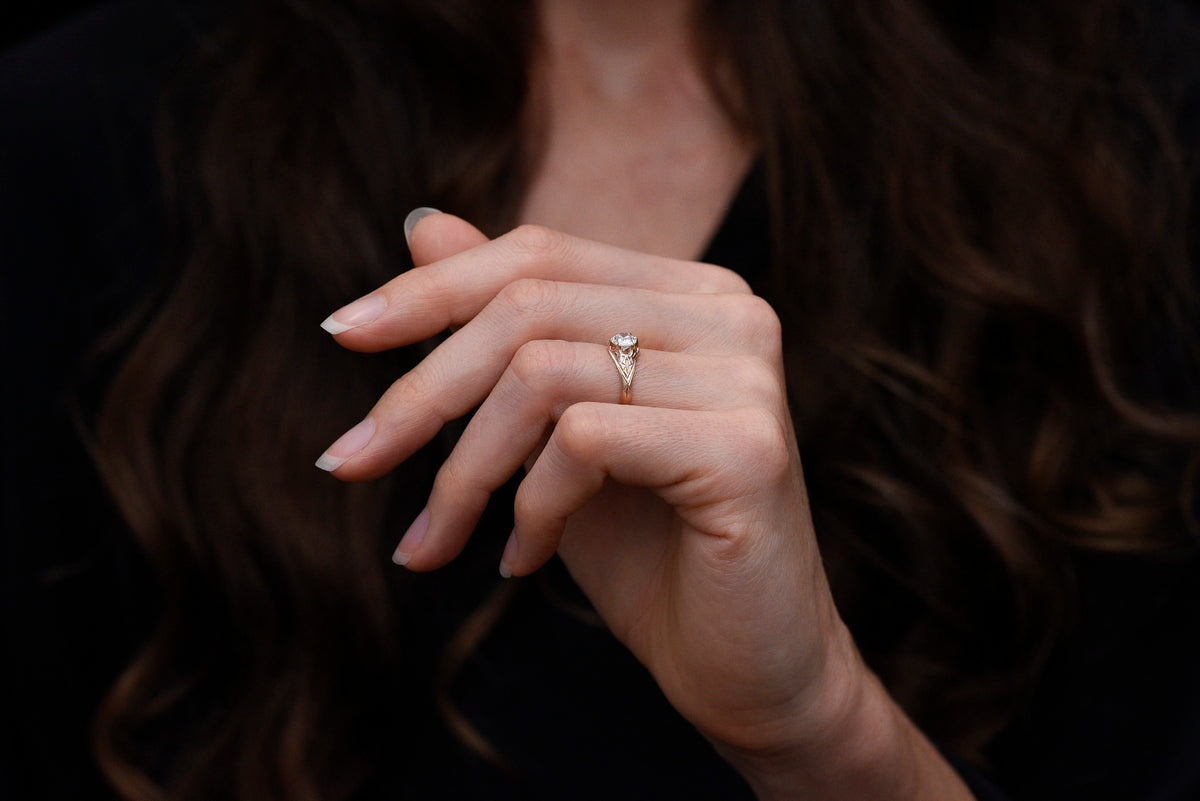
xmin=8 ymin=0 xmax=1200 ymax=54
xmin=4 ymin=1 xmax=104 ymax=52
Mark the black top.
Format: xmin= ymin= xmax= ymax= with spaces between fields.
xmin=2 ymin=3 xmax=1199 ymax=800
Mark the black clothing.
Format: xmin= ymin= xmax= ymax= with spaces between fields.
xmin=3 ymin=3 xmax=1199 ymax=800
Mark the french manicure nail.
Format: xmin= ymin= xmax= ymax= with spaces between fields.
xmin=314 ymin=417 xmax=376 ymax=471
xmin=498 ymin=530 xmax=518 ymax=579
xmin=320 ymin=294 xmax=387 ymax=335
xmin=404 ymin=207 xmax=442 ymax=246
xmin=393 ymin=508 xmax=430 ymax=566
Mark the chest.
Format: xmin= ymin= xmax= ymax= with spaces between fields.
xmin=518 ymin=93 xmax=754 ymax=262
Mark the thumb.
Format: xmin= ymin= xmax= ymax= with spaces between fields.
xmin=404 ymin=207 xmax=490 ymax=267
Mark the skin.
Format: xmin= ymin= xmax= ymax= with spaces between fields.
xmin=317 ymin=216 xmax=976 ymax=799
xmin=521 ymin=0 xmax=754 ymax=259
xmin=315 ymin=1 xmax=978 ymax=798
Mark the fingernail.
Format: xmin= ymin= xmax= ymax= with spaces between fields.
xmin=404 ymin=207 xmax=442 ymax=246
xmin=498 ymin=530 xmax=518 ymax=579
xmin=320 ymin=294 xmax=387 ymax=335
xmin=393 ymin=508 xmax=429 ymax=566
xmin=315 ymin=417 xmax=376 ymax=471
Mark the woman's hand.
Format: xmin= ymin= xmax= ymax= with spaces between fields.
xmin=317 ymin=211 xmax=974 ymax=800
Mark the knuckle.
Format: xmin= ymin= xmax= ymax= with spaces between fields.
xmin=727 ymin=294 xmax=783 ymax=353
xmin=431 ymin=452 xmax=472 ymax=497
xmin=508 ymin=223 xmax=570 ymax=262
xmin=512 ymin=481 xmax=537 ymax=521
xmin=509 ymin=340 xmax=573 ymax=396
xmin=496 ymin=277 xmax=559 ymax=316
xmin=383 ymin=364 xmax=439 ymax=413
xmin=694 ymin=263 xmax=753 ymax=294
xmin=431 ymin=456 xmax=493 ymax=519
xmin=554 ymin=402 xmax=609 ymax=462
xmin=510 ymin=339 xmax=556 ymax=380
xmin=731 ymin=407 xmax=792 ymax=481
xmin=734 ymin=357 xmax=784 ymax=406
xmin=742 ymin=294 xmax=784 ymax=337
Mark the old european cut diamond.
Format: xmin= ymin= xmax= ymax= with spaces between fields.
xmin=611 ymin=332 xmax=638 ymax=354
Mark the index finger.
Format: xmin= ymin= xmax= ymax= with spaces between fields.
xmin=323 ymin=219 xmax=753 ymax=353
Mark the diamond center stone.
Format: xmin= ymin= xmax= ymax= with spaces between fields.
xmin=611 ymin=333 xmax=637 ymax=351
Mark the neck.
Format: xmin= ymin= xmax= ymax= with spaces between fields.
xmin=519 ymin=0 xmax=752 ymax=261
xmin=533 ymin=0 xmax=705 ymax=103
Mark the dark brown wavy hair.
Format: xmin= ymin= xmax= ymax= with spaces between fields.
xmin=89 ymin=0 xmax=1200 ymax=798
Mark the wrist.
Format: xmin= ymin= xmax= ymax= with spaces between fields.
xmin=715 ymin=623 xmax=974 ymax=801
xmin=712 ymin=620 xmax=875 ymax=796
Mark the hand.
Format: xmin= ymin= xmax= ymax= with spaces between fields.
xmin=318 ymin=212 xmax=974 ymax=800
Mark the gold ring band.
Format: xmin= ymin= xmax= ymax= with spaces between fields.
xmin=608 ymin=332 xmax=639 ymax=405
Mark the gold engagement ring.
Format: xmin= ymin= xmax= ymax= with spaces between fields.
xmin=608 ymin=332 xmax=639 ymax=405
